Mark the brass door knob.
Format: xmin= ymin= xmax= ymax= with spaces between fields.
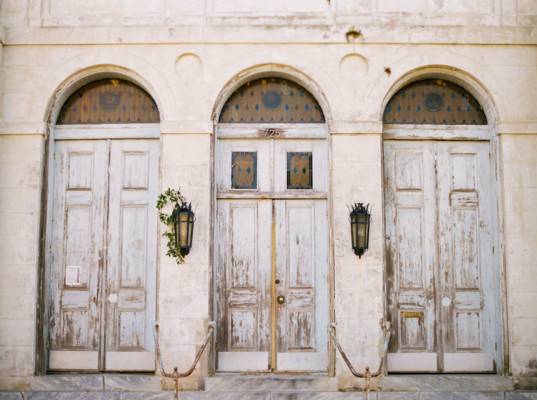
xmin=277 ymin=295 xmax=285 ymax=304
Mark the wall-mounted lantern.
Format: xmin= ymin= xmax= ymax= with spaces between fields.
xmin=350 ymin=203 xmax=371 ymax=258
xmin=174 ymin=203 xmax=195 ymax=256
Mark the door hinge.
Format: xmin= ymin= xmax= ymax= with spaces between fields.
xmin=53 ymin=152 xmax=56 ymax=160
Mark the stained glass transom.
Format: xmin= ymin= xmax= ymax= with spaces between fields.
xmin=383 ymin=79 xmax=487 ymax=125
xmin=287 ymin=152 xmax=312 ymax=189
xmin=57 ymin=79 xmax=159 ymax=124
xmin=219 ymin=78 xmax=325 ymax=123
xmin=232 ymin=152 xmax=257 ymax=189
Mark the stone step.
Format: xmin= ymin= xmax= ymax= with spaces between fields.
xmin=204 ymin=375 xmax=338 ymax=392
xmin=382 ymin=374 xmax=514 ymax=392
xmin=1 ymin=391 xmax=537 ymax=400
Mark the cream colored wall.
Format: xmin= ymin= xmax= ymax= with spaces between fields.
xmin=0 ymin=0 xmax=536 ymax=390
xmin=0 ymin=135 xmax=42 ymax=389
xmin=501 ymin=135 xmax=537 ymax=377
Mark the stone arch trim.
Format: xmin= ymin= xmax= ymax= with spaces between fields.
xmin=379 ymin=66 xmax=499 ymax=128
xmin=212 ymin=64 xmax=332 ymax=126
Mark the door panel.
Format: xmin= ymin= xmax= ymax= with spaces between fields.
xmin=48 ymin=139 xmax=158 ymax=372
xmin=385 ymin=141 xmax=436 ymax=368
xmin=216 ymin=199 xmax=272 ymax=371
xmin=437 ymin=142 xmax=494 ymax=372
xmin=216 ymin=140 xmax=272 ymax=193
xmin=275 ymin=200 xmax=328 ymax=371
xmin=48 ymin=141 xmax=108 ymax=371
xmin=105 ymin=140 xmax=158 ymax=371
xmin=273 ymin=140 xmax=328 ymax=192
xmin=385 ymin=140 xmax=496 ymax=373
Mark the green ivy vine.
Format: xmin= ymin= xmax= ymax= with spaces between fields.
xmin=156 ymin=188 xmax=186 ymax=265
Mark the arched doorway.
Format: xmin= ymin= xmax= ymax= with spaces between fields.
xmin=383 ymin=78 xmax=501 ymax=373
xmin=214 ymin=77 xmax=330 ymax=372
xmin=44 ymin=78 xmax=160 ymax=372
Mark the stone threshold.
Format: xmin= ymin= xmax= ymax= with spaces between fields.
xmin=29 ymin=374 xmax=160 ymax=392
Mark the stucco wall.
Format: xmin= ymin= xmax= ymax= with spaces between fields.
xmin=0 ymin=135 xmax=42 ymax=389
xmin=0 ymin=0 xmax=536 ymax=390
xmin=502 ymin=135 xmax=537 ymax=378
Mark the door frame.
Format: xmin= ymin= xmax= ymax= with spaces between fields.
xmin=381 ymin=123 xmax=507 ymax=374
xmin=210 ymin=123 xmax=334 ymax=375
xmin=37 ymin=70 xmax=163 ymax=375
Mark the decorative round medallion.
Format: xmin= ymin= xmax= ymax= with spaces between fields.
xmin=99 ymin=92 xmax=120 ymax=110
xmin=339 ymin=53 xmax=369 ymax=80
xmin=424 ymin=92 xmax=443 ymax=112
xmin=262 ymin=91 xmax=282 ymax=109
xmin=175 ymin=53 xmax=202 ymax=79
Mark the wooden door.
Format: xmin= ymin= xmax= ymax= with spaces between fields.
xmin=274 ymin=199 xmax=329 ymax=371
xmin=48 ymin=141 xmax=108 ymax=370
xmin=384 ymin=140 xmax=496 ymax=372
xmin=436 ymin=141 xmax=496 ymax=372
xmin=47 ymin=139 xmax=158 ymax=372
xmin=215 ymin=132 xmax=329 ymax=372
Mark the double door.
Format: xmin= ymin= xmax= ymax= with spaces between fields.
xmin=47 ymin=138 xmax=158 ymax=371
xmin=215 ymin=135 xmax=329 ymax=372
xmin=384 ymin=140 xmax=498 ymax=372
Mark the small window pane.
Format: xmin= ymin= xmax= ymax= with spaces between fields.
xmin=287 ymin=152 xmax=312 ymax=189
xmin=232 ymin=152 xmax=257 ymax=189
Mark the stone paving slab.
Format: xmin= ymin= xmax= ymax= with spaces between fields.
xmin=104 ymin=375 xmax=161 ymax=391
xmin=23 ymin=392 xmax=122 ymax=400
xmin=2 ymin=390 xmax=536 ymax=400
xmin=30 ymin=375 xmax=104 ymax=391
xmin=382 ymin=375 xmax=513 ymax=392
xmin=271 ymin=393 xmax=371 ymax=399
xmin=205 ymin=376 xmax=338 ymax=392
xmin=0 ymin=393 xmax=22 ymax=400
xmin=506 ymin=392 xmax=537 ymax=400
xmin=378 ymin=393 xmax=419 ymax=400
xmin=419 ymin=392 xmax=504 ymax=400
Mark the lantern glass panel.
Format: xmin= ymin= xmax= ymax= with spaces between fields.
xmin=179 ymin=212 xmax=189 ymax=247
xmin=357 ymin=214 xmax=369 ymax=248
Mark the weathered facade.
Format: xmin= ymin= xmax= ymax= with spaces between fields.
xmin=0 ymin=0 xmax=536 ymax=393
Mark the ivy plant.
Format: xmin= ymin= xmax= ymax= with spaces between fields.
xmin=156 ymin=188 xmax=186 ymax=265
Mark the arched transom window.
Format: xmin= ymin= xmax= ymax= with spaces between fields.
xmin=57 ymin=79 xmax=159 ymax=124
xmin=219 ymin=78 xmax=325 ymax=123
xmin=383 ymin=79 xmax=487 ymax=125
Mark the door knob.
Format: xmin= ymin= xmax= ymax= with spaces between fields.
xmin=277 ymin=295 xmax=285 ymax=304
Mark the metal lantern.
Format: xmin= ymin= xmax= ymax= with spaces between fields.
xmin=350 ymin=203 xmax=371 ymax=258
xmin=174 ymin=203 xmax=195 ymax=256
